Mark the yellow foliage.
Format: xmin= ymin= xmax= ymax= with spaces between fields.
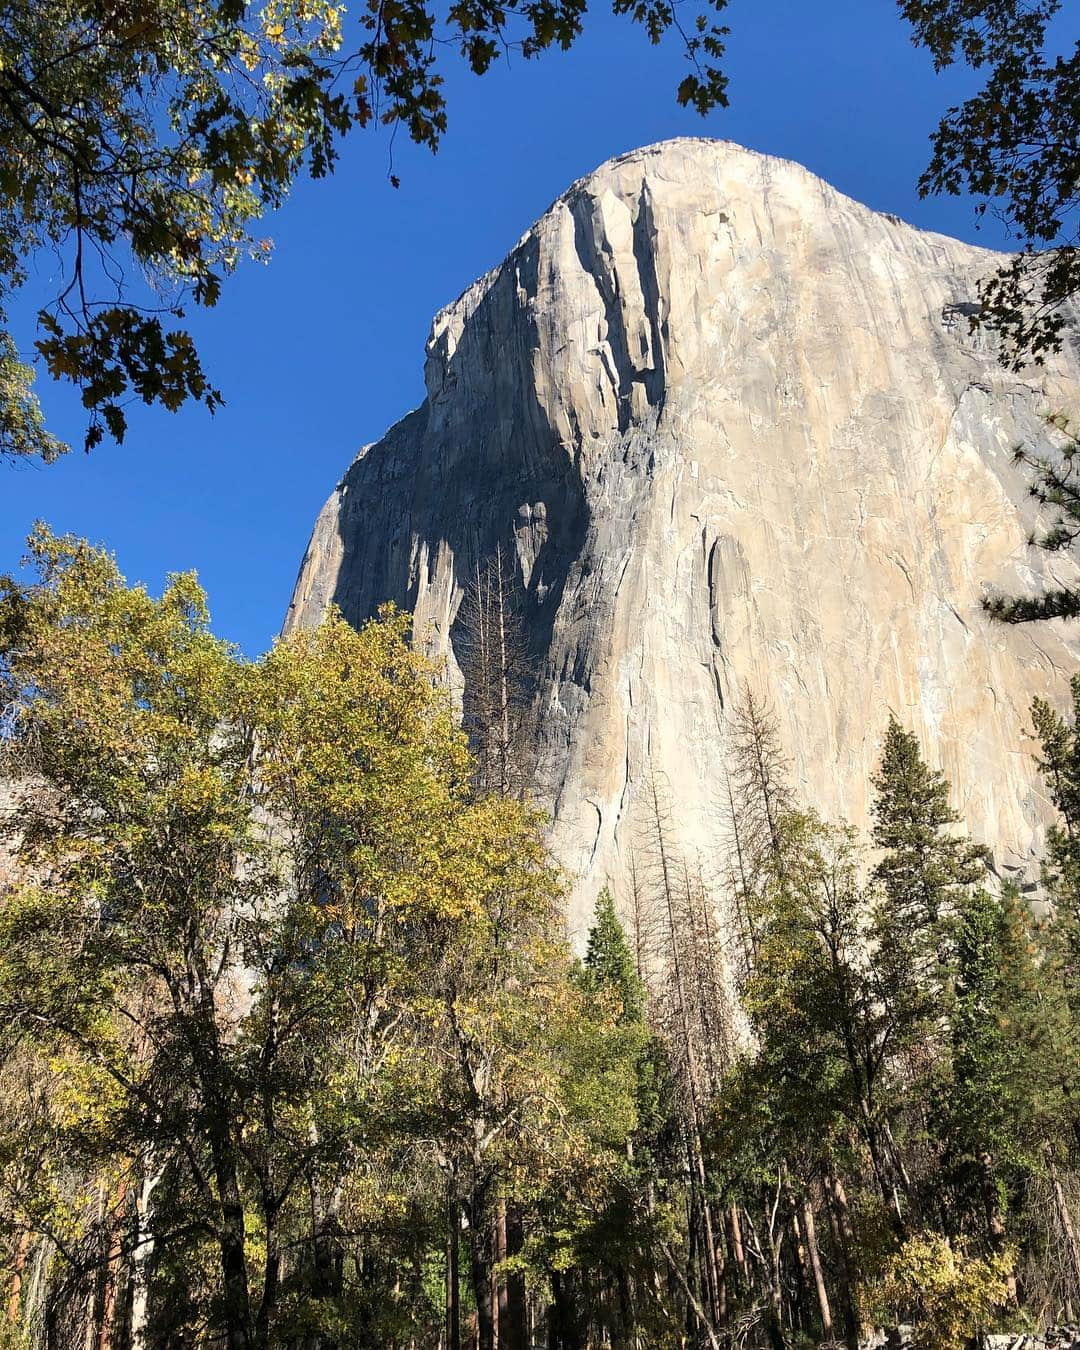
xmin=865 ymin=1232 xmax=1014 ymax=1350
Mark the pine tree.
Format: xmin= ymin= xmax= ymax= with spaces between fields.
xmin=872 ymin=715 xmax=988 ymax=928
xmin=863 ymin=716 xmax=988 ymax=1239
xmin=1031 ymin=677 xmax=1080 ymax=1015
xmin=935 ymin=884 xmax=1077 ymax=1307
xmin=871 ymin=715 xmax=988 ymax=1027
xmin=541 ymin=893 xmax=675 ymax=1350
xmin=583 ymin=888 xmax=645 ymax=1025
xmin=984 ymin=417 xmax=1080 ymax=624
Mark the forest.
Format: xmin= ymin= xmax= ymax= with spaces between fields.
xmin=0 ymin=0 xmax=1078 ymax=1343
xmin=0 ymin=526 xmax=1078 ymax=1349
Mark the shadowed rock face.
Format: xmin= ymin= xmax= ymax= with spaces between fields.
xmin=286 ymin=137 xmax=1080 ymax=939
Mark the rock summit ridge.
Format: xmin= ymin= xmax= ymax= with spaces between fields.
xmin=288 ymin=137 xmax=1080 ymax=934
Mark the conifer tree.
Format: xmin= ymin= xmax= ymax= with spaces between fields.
xmin=871 ymin=716 xmax=987 ymax=1028
xmin=937 ymin=885 xmax=1073 ymax=1293
xmin=867 ymin=716 xmax=988 ymax=1231
xmin=537 ymin=893 xmax=674 ymax=1350
xmin=1031 ymin=677 xmax=1080 ymax=1013
xmin=984 ymin=417 xmax=1080 ymax=624
xmin=872 ymin=715 xmax=988 ymax=930
xmin=583 ymin=888 xmax=645 ymax=1025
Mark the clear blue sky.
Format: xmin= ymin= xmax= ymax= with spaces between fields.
xmin=0 ymin=0 xmax=1035 ymax=655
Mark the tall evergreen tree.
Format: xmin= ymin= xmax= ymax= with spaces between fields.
xmin=1031 ymin=676 xmax=1080 ymax=1014
xmin=582 ymin=888 xmax=646 ymax=1026
xmin=872 ymin=715 xmax=988 ymax=926
xmin=937 ymin=885 xmax=1075 ymax=1293
xmin=871 ymin=715 xmax=987 ymax=1012
xmin=867 ymin=716 xmax=988 ymax=1233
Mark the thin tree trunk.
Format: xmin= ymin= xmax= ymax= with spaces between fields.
xmin=255 ymin=1217 xmax=281 ymax=1350
xmin=801 ymin=1193 xmax=833 ymax=1340
xmin=97 ymin=1235 xmax=120 ymax=1350
xmin=448 ymin=1177 xmax=461 ymax=1350
xmin=495 ymin=549 xmax=512 ymax=798
xmin=209 ymin=1127 xmax=254 ymax=1349
xmin=1049 ymin=1151 xmax=1080 ymax=1312
xmin=7 ymin=1229 xmax=28 ymax=1322
xmin=547 ymin=1270 xmax=581 ymax=1350
xmin=729 ymin=1205 xmax=748 ymax=1284
xmin=495 ymin=1207 xmax=507 ymax=1347
xmin=979 ymin=1152 xmax=1017 ymax=1306
xmin=754 ymin=1183 xmax=787 ymax=1350
xmin=788 ymin=1194 xmax=810 ymax=1331
xmin=84 ymin=1182 xmax=107 ymax=1350
xmin=825 ymin=1171 xmax=860 ymax=1350
xmin=130 ymin=1156 xmax=162 ymax=1350
xmin=658 ymin=1242 xmax=723 ymax=1350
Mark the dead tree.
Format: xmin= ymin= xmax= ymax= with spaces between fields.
xmin=455 ymin=545 xmax=536 ymax=802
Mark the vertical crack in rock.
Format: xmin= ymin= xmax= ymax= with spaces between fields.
xmin=286 ymin=137 xmax=1080 ymax=938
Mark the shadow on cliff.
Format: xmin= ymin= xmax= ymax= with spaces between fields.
xmin=328 ymin=230 xmax=590 ymax=680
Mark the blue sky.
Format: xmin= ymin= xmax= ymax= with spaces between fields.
xmin=1 ymin=0 xmax=1034 ymax=655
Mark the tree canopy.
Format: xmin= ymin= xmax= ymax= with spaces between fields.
xmin=902 ymin=0 xmax=1078 ymax=367
xmin=0 ymin=0 xmax=727 ymax=458
xmin=1 ymin=539 xmax=1080 ymax=1346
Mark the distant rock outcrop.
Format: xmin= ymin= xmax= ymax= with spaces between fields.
xmin=287 ymin=138 xmax=1080 ymax=936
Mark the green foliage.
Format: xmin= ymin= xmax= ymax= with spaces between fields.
xmin=536 ymin=891 xmax=679 ymax=1349
xmin=933 ymin=882 xmax=1076 ymax=1260
xmin=950 ymin=887 xmax=1073 ymax=1153
xmin=0 ymin=0 xmax=730 ymax=455
xmin=0 ymin=524 xmax=568 ymax=1348
xmin=0 ymin=0 xmax=1072 ymax=457
xmin=1029 ymin=673 xmax=1080 ymax=1012
xmin=902 ymin=0 xmax=1079 ymax=366
xmin=2 ymin=535 xmax=1079 ymax=1348
xmin=582 ymin=887 xmax=645 ymax=1025
xmin=985 ymin=416 xmax=1080 ymax=623
xmin=0 ymin=334 xmax=64 ymax=461
xmin=870 ymin=714 xmax=987 ymax=1040
xmin=871 ymin=715 xmax=987 ymax=925
xmin=737 ymin=812 xmax=866 ymax=1160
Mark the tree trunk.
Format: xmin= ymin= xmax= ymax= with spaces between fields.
xmin=546 ymin=1271 xmax=581 ymax=1350
xmin=447 ymin=1178 xmax=461 ymax=1350
xmin=784 ymin=1176 xmax=810 ymax=1330
xmin=1049 ymin=1151 xmax=1080 ymax=1316
xmin=97 ymin=1186 xmax=127 ymax=1350
xmin=468 ymin=1195 xmax=496 ymax=1350
xmin=495 ymin=1206 xmax=507 ymax=1346
xmin=658 ymin=1242 xmax=723 ymax=1350
xmin=84 ymin=1183 xmax=107 ymax=1350
xmin=801 ymin=1193 xmax=833 ymax=1341
xmin=502 ymin=1205 xmax=527 ymax=1350
xmin=864 ymin=1116 xmax=906 ymax=1237
xmin=728 ymin=1205 xmax=748 ymax=1285
xmin=209 ymin=1128 xmax=254 ymax=1349
xmin=130 ymin=1156 xmax=162 ymax=1350
xmin=255 ymin=1218 xmax=281 ymax=1350
xmin=979 ymin=1152 xmax=1017 ymax=1306
xmin=755 ymin=1188 xmax=787 ymax=1350
xmin=826 ymin=1170 xmax=861 ymax=1350
xmin=7 ymin=1229 xmax=28 ymax=1322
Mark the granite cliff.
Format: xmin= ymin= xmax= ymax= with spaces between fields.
xmin=286 ymin=138 xmax=1080 ymax=936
